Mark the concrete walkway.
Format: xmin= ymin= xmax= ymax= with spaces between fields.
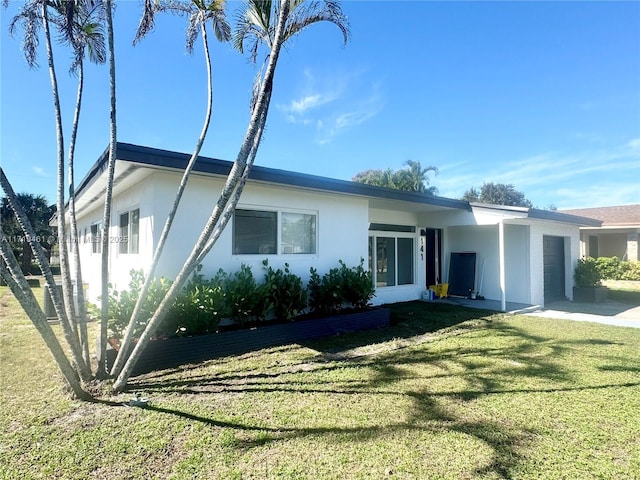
xmin=524 ymin=300 xmax=640 ymax=329
xmin=446 ymin=297 xmax=640 ymax=328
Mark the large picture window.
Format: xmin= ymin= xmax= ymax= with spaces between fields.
xmin=233 ymin=209 xmax=317 ymax=255
xmin=119 ymin=208 xmax=139 ymax=254
xmin=369 ymin=231 xmax=414 ymax=287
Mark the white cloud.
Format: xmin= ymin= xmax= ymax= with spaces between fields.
xmin=436 ymin=139 xmax=640 ymax=207
xmin=277 ymin=69 xmax=383 ymax=144
xmin=32 ymin=166 xmax=47 ymax=177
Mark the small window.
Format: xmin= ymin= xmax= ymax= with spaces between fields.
xmin=233 ymin=209 xmax=277 ymax=254
xmin=90 ymin=223 xmax=102 ymax=254
xmin=119 ymin=208 xmax=139 ymax=254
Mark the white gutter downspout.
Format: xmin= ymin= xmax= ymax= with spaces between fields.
xmin=498 ymin=220 xmax=506 ymax=312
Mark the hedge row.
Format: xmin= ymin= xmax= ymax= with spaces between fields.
xmin=593 ymin=257 xmax=640 ymax=281
xmin=105 ymin=259 xmax=375 ymax=339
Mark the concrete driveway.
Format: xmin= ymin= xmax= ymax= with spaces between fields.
xmin=525 ymin=300 xmax=640 ymax=328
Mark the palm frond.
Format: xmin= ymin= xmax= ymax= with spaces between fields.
xmin=8 ymin=0 xmax=42 ymax=69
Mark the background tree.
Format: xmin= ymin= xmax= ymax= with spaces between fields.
xmin=0 ymin=193 xmax=56 ymax=274
xmin=352 ymin=160 xmax=438 ymax=194
xmin=461 ymin=182 xmax=532 ymax=207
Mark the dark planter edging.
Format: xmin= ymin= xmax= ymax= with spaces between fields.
xmin=107 ymin=308 xmax=390 ymax=376
xmin=573 ymin=286 xmax=607 ymax=303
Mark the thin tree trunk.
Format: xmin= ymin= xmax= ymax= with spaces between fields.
xmin=1 ymin=168 xmax=91 ymax=380
xmin=0 ymin=228 xmax=92 ymax=401
xmin=110 ymin=20 xmax=215 ymax=376
xmin=68 ymin=59 xmax=91 ymax=367
xmin=42 ymin=1 xmax=78 ymax=336
xmin=97 ymin=0 xmax=118 ymax=377
xmin=112 ymin=0 xmax=290 ymax=392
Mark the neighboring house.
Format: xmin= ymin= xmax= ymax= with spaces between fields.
xmin=69 ymin=143 xmax=600 ymax=310
xmin=559 ymin=205 xmax=640 ymax=262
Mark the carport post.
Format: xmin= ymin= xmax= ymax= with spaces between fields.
xmin=498 ymin=221 xmax=506 ymax=312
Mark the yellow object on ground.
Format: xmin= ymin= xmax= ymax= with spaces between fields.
xmin=429 ymin=283 xmax=449 ymax=298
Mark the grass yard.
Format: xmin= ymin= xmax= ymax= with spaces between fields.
xmin=1 ymin=286 xmax=639 ymax=479
xmin=604 ymin=280 xmax=640 ymax=304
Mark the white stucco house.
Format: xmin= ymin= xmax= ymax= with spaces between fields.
xmin=70 ymin=143 xmax=601 ymax=311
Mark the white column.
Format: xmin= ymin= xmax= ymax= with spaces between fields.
xmin=498 ymin=221 xmax=506 ymax=312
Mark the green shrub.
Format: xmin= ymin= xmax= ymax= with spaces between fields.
xmin=593 ymin=256 xmax=640 ymax=281
xmin=574 ymin=257 xmax=602 ymax=288
xmin=260 ymin=260 xmax=307 ymax=321
xmin=620 ymin=261 xmax=640 ymax=281
xmin=107 ymin=269 xmax=172 ymax=339
xmin=309 ymin=259 xmax=375 ymax=316
xmin=339 ymin=258 xmax=375 ymax=310
xmin=308 ymin=265 xmax=343 ymax=316
xmin=163 ymin=266 xmax=226 ymax=336
xmin=223 ymin=263 xmax=259 ymax=327
xmin=595 ymin=256 xmax=622 ymax=280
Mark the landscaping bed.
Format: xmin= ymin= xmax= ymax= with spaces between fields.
xmin=108 ymin=307 xmax=390 ymax=376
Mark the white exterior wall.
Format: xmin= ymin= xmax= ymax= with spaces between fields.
xmin=75 ymin=179 xmax=155 ymax=302
xmin=445 ymin=223 xmax=531 ymax=304
xmin=145 ymin=171 xmax=370 ymax=290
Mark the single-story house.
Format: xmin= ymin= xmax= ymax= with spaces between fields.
xmin=69 ymin=143 xmax=601 ymax=311
xmin=559 ymin=204 xmax=639 ymax=262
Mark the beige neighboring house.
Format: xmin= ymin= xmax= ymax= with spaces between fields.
xmin=559 ymin=204 xmax=640 ymax=262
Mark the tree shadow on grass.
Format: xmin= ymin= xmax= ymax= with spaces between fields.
xmin=110 ymin=303 xmax=637 ymax=478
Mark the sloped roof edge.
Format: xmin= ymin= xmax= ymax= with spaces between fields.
xmin=76 ymin=142 xmax=471 ymax=211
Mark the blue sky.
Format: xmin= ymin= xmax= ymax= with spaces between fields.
xmin=2 ymin=0 xmax=639 ymax=209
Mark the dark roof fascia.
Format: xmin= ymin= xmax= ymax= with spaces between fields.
xmin=528 ymin=208 xmax=602 ymax=227
xmin=75 ymin=144 xmax=111 ymax=199
xmin=114 ymin=142 xmax=472 ymax=211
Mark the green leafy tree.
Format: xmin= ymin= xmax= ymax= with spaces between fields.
xmin=353 ymin=160 xmax=438 ymax=194
xmin=0 ymin=193 xmax=56 ymax=274
xmin=461 ymin=182 xmax=532 ymax=207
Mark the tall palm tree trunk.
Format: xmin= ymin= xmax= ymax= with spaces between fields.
xmin=1 ymin=169 xmax=90 ymax=380
xmin=112 ymin=0 xmax=290 ymax=392
xmin=1 ymin=228 xmax=92 ymax=401
xmin=97 ymin=0 xmax=118 ymax=377
xmin=111 ymin=20 xmax=215 ymax=377
xmin=68 ymin=59 xmax=91 ymax=367
xmin=42 ymin=0 xmax=78 ymax=337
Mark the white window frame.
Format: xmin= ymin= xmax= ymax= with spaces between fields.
xmin=369 ymin=230 xmax=416 ymax=288
xmin=90 ymin=222 xmax=102 ymax=254
xmin=233 ymin=207 xmax=318 ymax=256
xmin=117 ymin=207 xmax=140 ymax=255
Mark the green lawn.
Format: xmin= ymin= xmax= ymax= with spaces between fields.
xmin=1 ymin=286 xmax=639 ymax=479
xmin=604 ymin=280 xmax=640 ymax=304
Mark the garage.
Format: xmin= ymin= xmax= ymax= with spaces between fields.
xmin=543 ymin=235 xmax=566 ymax=304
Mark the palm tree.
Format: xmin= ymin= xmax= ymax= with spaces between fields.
xmin=401 ymin=160 xmax=438 ymax=194
xmin=53 ymin=0 xmax=108 ymax=367
xmin=110 ymin=0 xmax=231 ymax=378
xmin=7 ymin=0 xmax=92 ymax=381
xmin=97 ymin=0 xmax=117 ymax=376
xmin=112 ymin=0 xmax=350 ymax=392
